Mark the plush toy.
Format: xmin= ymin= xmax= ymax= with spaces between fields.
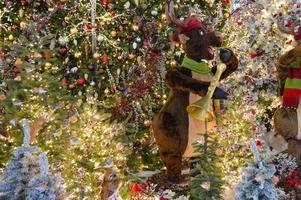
xmin=99 ymin=161 xmax=122 ymax=200
xmin=152 ymin=1 xmax=238 ymax=182
xmin=272 ymin=20 xmax=301 ymax=165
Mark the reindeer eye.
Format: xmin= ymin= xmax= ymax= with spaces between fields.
xmin=198 ymin=30 xmax=203 ymax=36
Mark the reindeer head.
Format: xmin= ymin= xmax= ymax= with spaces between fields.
xmin=165 ymin=1 xmax=223 ymax=61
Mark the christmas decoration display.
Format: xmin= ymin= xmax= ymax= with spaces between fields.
xmin=273 ymin=19 xmax=301 ymax=166
xmin=0 ymin=119 xmax=65 ymax=200
xmin=235 ymin=140 xmax=279 ymax=200
xmin=152 ymin=0 xmax=238 ymax=182
xmin=0 ymin=0 xmax=300 ymax=199
xmin=215 ymin=0 xmax=301 ymax=189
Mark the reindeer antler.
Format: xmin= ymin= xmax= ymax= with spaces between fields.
xmin=165 ymin=1 xmax=207 ymax=33
xmin=165 ymin=1 xmax=186 ymax=27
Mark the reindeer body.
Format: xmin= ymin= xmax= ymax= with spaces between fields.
xmin=273 ymin=43 xmax=301 ymax=165
xmin=152 ymin=1 xmax=238 ymax=181
xmin=152 ymin=2 xmax=239 ymax=181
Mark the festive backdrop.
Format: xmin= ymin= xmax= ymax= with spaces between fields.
xmin=0 ymin=0 xmax=301 ymax=199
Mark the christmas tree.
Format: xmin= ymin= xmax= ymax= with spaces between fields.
xmin=190 ymin=129 xmax=225 ymax=200
xmin=0 ymin=119 xmax=65 ymax=200
xmin=235 ymin=140 xmax=278 ymax=200
xmin=0 ymin=0 xmax=300 ymax=198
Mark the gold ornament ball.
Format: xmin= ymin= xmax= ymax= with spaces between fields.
xmin=19 ymin=9 xmax=24 ymax=17
xmin=8 ymin=35 xmax=14 ymax=41
xmin=20 ymin=21 xmax=27 ymax=29
xmin=93 ymin=52 xmax=101 ymax=58
xmin=70 ymin=27 xmax=78 ymax=34
xmin=74 ymin=52 xmax=82 ymax=58
xmin=66 ymin=104 xmax=72 ymax=110
xmin=111 ymin=31 xmax=117 ymax=37
xmin=132 ymin=24 xmax=139 ymax=31
xmin=224 ymin=12 xmax=230 ymax=19
xmin=45 ymin=62 xmax=52 ymax=68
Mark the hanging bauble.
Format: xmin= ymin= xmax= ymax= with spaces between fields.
xmin=135 ymin=37 xmax=141 ymax=42
xmin=84 ymin=74 xmax=88 ymax=80
xmin=44 ymin=51 xmax=52 ymax=60
xmin=127 ymin=35 xmax=134 ymax=41
xmin=103 ymin=54 xmax=109 ymax=64
xmin=90 ymin=81 xmax=96 ymax=86
xmin=76 ymin=77 xmax=86 ymax=85
xmin=132 ymin=42 xmax=138 ymax=49
xmin=70 ymin=27 xmax=78 ymax=34
xmin=18 ymin=9 xmax=24 ymax=17
xmin=151 ymin=10 xmax=158 ymax=16
xmin=88 ymin=64 xmax=96 ymax=71
xmin=132 ymin=24 xmax=139 ymax=31
xmin=93 ymin=52 xmax=101 ymax=59
xmin=74 ymin=52 xmax=82 ymax=58
xmin=69 ymin=84 xmax=76 ymax=90
xmin=124 ymin=1 xmax=130 ymax=9
xmin=45 ymin=62 xmax=52 ymax=68
xmin=13 ymin=67 xmax=20 ymax=74
xmin=70 ymin=67 xmax=78 ymax=73
xmin=58 ymin=36 xmax=69 ymax=46
xmin=224 ymin=12 xmax=230 ymax=19
xmin=110 ymin=31 xmax=117 ymax=37
xmin=97 ymin=35 xmax=105 ymax=42
xmin=15 ymin=59 xmax=23 ymax=65
xmin=8 ymin=35 xmax=14 ymax=41
xmin=61 ymin=77 xmax=68 ymax=87
xmin=102 ymin=0 xmax=109 ymax=7
xmin=20 ymin=21 xmax=27 ymax=29
xmin=59 ymin=48 xmax=67 ymax=55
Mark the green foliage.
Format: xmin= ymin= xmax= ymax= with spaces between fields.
xmin=190 ymin=127 xmax=225 ymax=200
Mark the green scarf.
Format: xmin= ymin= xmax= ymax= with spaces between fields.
xmin=181 ymin=56 xmax=213 ymax=75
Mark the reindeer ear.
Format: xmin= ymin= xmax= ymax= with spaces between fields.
xmin=178 ymin=34 xmax=190 ymax=44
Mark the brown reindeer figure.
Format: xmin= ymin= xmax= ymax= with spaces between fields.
xmin=271 ymin=19 xmax=301 ymax=165
xmin=152 ymin=1 xmax=238 ymax=183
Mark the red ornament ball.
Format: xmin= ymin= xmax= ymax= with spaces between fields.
xmin=13 ymin=67 xmax=20 ymax=74
xmin=76 ymin=77 xmax=86 ymax=85
xmin=59 ymin=48 xmax=67 ymax=55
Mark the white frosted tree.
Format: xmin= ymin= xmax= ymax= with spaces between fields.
xmin=235 ymin=140 xmax=278 ymax=200
xmin=0 ymin=119 xmax=65 ymax=200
